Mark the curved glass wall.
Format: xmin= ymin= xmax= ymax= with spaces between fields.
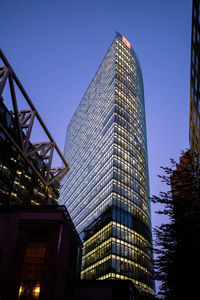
xmin=59 ymin=33 xmax=154 ymax=295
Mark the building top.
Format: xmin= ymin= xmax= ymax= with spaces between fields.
xmin=115 ymin=32 xmax=143 ymax=73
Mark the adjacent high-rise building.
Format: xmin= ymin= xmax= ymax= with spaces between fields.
xmin=189 ymin=0 xmax=200 ymax=157
xmin=59 ymin=33 xmax=154 ymax=295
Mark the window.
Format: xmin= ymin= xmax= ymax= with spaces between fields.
xmin=18 ymin=242 xmax=46 ymax=299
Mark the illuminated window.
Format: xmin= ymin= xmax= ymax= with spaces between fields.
xmin=18 ymin=242 xmax=46 ymax=299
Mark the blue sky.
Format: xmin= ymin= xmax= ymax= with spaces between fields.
xmin=1 ymin=0 xmax=192 ymax=290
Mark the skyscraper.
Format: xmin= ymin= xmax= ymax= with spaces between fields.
xmin=189 ymin=0 xmax=200 ymax=157
xmin=59 ymin=33 xmax=154 ymax=295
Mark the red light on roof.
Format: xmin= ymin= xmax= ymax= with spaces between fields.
xmin=122 ymin=36 xmax=131 ymax=49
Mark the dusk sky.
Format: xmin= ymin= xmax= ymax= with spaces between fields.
xmin=1 ymin=0 xmax=192 ymax=269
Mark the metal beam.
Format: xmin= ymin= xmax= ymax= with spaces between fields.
xmin=0 ymin=66 xmax=9 ymax=96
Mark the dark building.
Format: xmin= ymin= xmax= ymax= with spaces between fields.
xmin=189 ymin=0 xmax=200 ymax=157
xmin=171 ymin=151 xmax=194 ymax=218
xmin=0 ymin=206 xmax=82 ymax=300
xmin=170 ymin=150 xmax=200 ymax=298
xmin=59 ymin=33 xmax=154 ymax=296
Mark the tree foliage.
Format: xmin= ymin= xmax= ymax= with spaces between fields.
xmin=152 ymin=151 xmax=200 ymax=299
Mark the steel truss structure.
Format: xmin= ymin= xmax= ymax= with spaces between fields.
xmin=0 ymin=49 xmax=69 ymax=204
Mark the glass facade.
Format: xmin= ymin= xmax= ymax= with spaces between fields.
xmin=59 ymin=33 xmax=154 ymax=295
xmin=189 ymin=0 xmax=200 ymax=157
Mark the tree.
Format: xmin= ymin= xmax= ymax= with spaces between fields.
xmin=152 ymin=151 xmax=200 ymax=299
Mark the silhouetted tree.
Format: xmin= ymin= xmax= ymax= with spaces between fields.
xmin=152 ymin=151 xmax=200 ymax=299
